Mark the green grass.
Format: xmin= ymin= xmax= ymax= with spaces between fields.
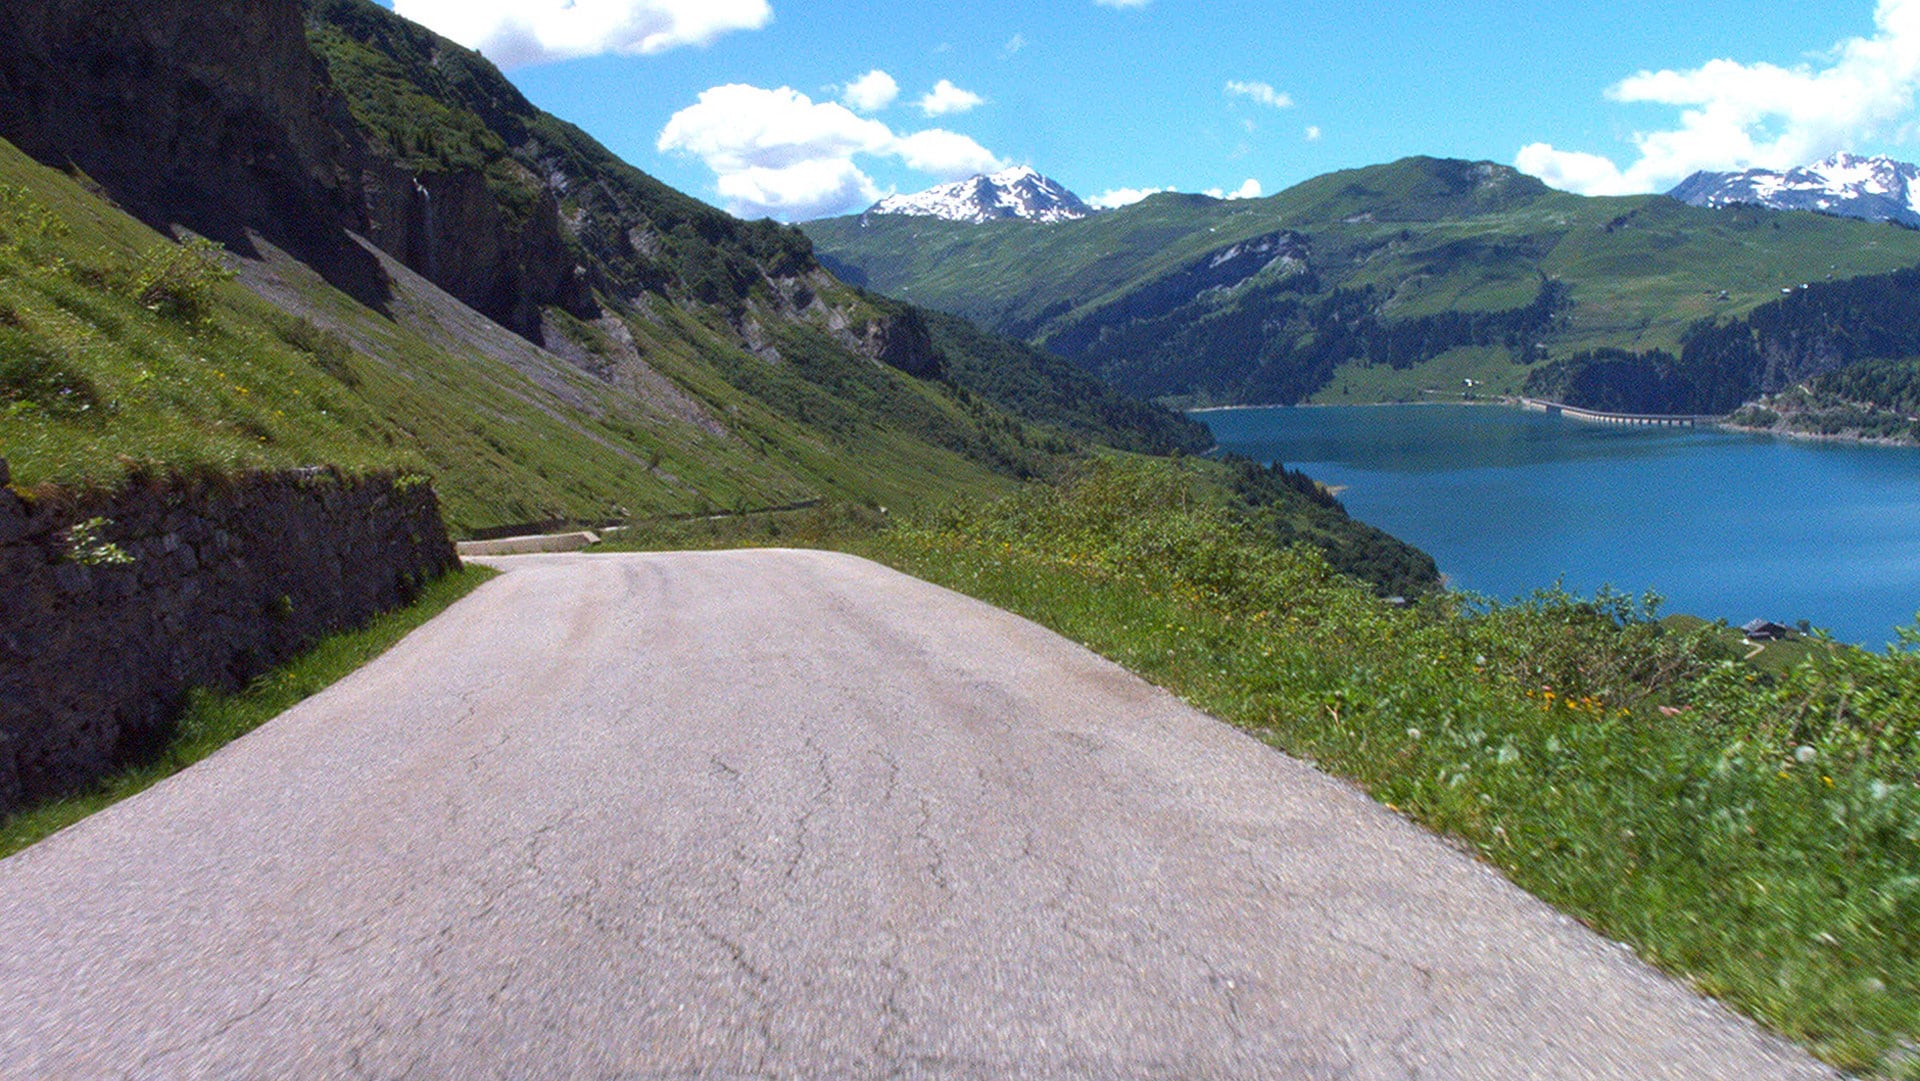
xmin=840 ymin=459 xmax=1920 ymax=1077
xmin=0 ymin=136 xmax=1062 ymax=535
xmin=1310 ymin=346 xmax=1528 ymax=403
xmin=0 ymin=139 xmax=813 ymax=528
xmin=0 ymin=564 xmax=497 ymax=860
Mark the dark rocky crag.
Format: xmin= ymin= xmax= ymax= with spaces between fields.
xmin=0 ymin=0 xmax=591 ymax=335
xmin=0 ymin=468 xmax=458 ymax=815
xmin=0 ymin=0 xmax=397 ymax=306
xmin=0 ymin=0 xmax=964 ymax=373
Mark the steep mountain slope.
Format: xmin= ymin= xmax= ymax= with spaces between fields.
xmin=866 ymin=167 xmax=1093 ymax=224
xmin=0 ymin=0 xmax=1211 ymax=538
xmin=807 ymin=157 xmax=1920 ymax=408
xmin=1670 ymin=154 xmax=1920 ymax=229
xmin=0 ymin=136 xmax=1016 ymax=531
xmin=299 ymin=0 xmax=1203 ymax=454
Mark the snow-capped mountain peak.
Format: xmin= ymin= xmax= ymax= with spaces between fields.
xmin=866 ymin=167 xmax=1093 ymax=224
xmin=1669 ymin=154 xmax=1920 ymax=227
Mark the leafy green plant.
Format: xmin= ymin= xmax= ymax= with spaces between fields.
xmin=267 ymin=310 xmax=360 ymax=386
xmin=128 ymin=236 xmax=234 ymax=323
xmin=64 ymin=516 xmax=133 ymax=566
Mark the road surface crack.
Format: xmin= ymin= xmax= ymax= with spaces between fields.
xmin=872 ymin=748 xmax=901 ymax=807
xmin=784 ymin=735 xmax=834 ymax=886
xmin=135 ymin=960 xmax=322 ymax=1073
xmin=913 ymin=796 xmax=951 ymax=896
xmin=872 ymin=924 xmax=912 ymax=1078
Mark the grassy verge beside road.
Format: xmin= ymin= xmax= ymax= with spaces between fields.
xmin=848 ymin=459 xmax=1920 ymax=1077
xmin=0 ymin=564 xmax=497 ymax=860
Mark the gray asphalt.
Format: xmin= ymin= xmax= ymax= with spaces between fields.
xmin=0 ymin=550 xmax=1836 ymax=1079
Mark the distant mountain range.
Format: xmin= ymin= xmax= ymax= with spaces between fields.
xmin=1669 ymin=154 xmax=1920 ymax=229
xmin=868 ymin=167 xmax=1092 ymax=224
xmin=805 ymin=156 xmax=1920 ymax=418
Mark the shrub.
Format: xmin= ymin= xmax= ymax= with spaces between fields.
xmin=267 ymin=311 xmax=359 ymax=386
xmin=128 ymin=237 xmax=234 ymax=323
xmin=64 ymin=517 xmax=133 ymax=566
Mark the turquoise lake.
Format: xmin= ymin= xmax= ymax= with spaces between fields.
xmin=1196 ymin=404 xmax=1920 ymax=645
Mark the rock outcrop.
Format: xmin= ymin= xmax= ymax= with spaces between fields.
xmin=0 ymin=0 xmax=590 ymax=338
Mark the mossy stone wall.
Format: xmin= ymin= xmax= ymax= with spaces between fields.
xmin=0 ymin=467 xmax=458 ymax=814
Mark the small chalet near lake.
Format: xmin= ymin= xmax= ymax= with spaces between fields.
xmin=1742 ymin=619 xmax=1791 ymax=642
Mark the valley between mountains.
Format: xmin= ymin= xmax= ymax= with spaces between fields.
xmin=810 ymin=157 xmax=1920 ymax=442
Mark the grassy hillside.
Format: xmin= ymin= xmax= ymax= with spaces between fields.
xmin=808 ymin=158 xmax=1920 ymax=407
xmin=301 ymin=0 xmax=1206 ymax=457
xmin=0 ymin=138 xmax=1062 ymax=532
xmin=1526 ymin=263 xmax=1920 ymax=419
xmin=0 ymin=0 xmax=1214 ymax=537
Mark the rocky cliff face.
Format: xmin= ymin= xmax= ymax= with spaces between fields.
xmin=358 ymin=160 xmax=586 ymax=337
xmin=0 ymin=0 xmax=370 ymax=273
xmin=0 ymin=0 xmax=589 ymax=337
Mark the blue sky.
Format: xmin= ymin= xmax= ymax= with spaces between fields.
xmin=374 ymin=0 xmax=1920 ymax=220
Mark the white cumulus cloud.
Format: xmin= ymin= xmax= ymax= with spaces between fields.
xmin=918 ymin=79 xmax=986 ymax=117
xmin=1305 ymin=125 xmax=1323 ymax=141
xmin=1225 ymin=80 xmax=1294 ymax=110
xmin=1206 ymin=178 xmax=1264 ymax=200
xmin=891 ymin=129 xmax=1003 ymax=176
xmin=658 ymin=84 xmax=1006 ymax=219
xmin=1094 ymin=0 xmax=1150 ymax=7
xmin=841 ymin=70 xmax=899 ymax=113
xmin=392 ymin=0 xmax=770 ymax=68
xmin=1516 ymin=0 xmax=1920 ymax=194
xmin=1089 ymin=185 xmax=1174 ymax=209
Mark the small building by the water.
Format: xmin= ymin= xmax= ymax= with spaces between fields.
xmin=1742 ymin=619 xmax=1790 ymax=642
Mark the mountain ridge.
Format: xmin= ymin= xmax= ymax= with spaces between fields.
xmin=805 ymin=155 xmax=1920 ymax=411
xmin=867 ymin=166 xmax=1093 ymax=224
xmin=1669 ymin=153 xmax=1920 ymax=229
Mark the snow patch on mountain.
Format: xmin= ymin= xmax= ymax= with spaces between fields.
xmin=866 ymin=167 xmax=1093 ymax=224
xmin=1669 ymin=154 xmax=1920 ymax=228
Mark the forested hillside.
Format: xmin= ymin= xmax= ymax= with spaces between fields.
xmin=808 ymin=158 xmax=1920 ymax=409
xmin=1528 ymin=265 xmax=1920 ymax=416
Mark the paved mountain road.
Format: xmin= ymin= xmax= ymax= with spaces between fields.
xmin=0 ymin=550 xmax=1833 ymax=1079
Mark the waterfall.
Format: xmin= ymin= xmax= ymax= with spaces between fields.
xmin=413 ymin=178 xmax=437 ymax=282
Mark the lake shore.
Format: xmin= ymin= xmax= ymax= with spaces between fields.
xmin=1720 ymin=420 xmax=1920 ymax=450
xmin=1190 ymin=398 xmax=1920 ymax=450
xmin=1186 ymin=396 xmax=1511 ymax=415
xmin=1193 ymin=401 xmax=1920 ymax=644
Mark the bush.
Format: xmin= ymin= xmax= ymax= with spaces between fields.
xmin=128 ymin=237 xmax=234 ymax=323
xmin=267 ymin=311 xmax=360 ymax=386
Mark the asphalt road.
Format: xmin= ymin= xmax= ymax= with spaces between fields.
xmin=0 ymin=550 xmax=1836 ymax=1079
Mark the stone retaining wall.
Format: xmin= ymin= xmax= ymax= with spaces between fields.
xmin=0 ymin=467 xmax=459 ymax=816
